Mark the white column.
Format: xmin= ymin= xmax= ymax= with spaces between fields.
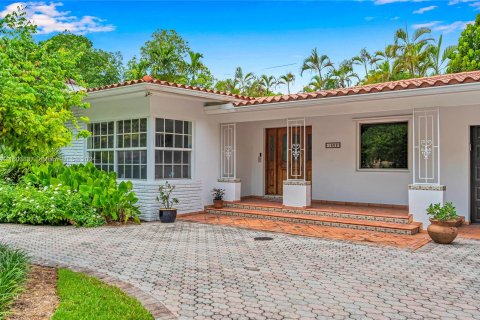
xmin=218 ymin=123 xmax=241 ymax=201
xmin=283 ymin=118 xmax=311 ymax=208
xmin=409 ymin=108 xmax=445 ymax=226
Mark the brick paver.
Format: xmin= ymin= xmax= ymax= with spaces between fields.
xmin=0 ymin=222 xmax=479 ymax=320
xmin=180 ymin=213 xmax=431 ymax=250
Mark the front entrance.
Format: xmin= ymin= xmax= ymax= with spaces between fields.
xmin=265 ymin=126 xmax=312 ymax=195
xmin=471 ymin=126 xmax=480 ymax=223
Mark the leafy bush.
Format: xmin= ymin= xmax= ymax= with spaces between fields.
xmin=0 ymin=243 xmax=30 ymax=319
xmin=426 ymin=202 xmax=459 ymax=221
xmin=157 ymin=181 xmax=178 ymax=209
xmin=24 ymin=161 xmax=140 ymax=223
xmin=0 ymin=182 xmax=103 ymax=227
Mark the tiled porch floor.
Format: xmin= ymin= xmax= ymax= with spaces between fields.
xmin=459 ymin=223 xmax=480 ymax=239
xmin=178 ymin=213 xmax=431 ymax=250
xmin=239 ymin=197 xmax=409 ymax=218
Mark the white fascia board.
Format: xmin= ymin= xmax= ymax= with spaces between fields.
xmin=205 ymin=82 xmax=480 ymax=114
xmin=86 ymin=83 xmax=242 ymax=103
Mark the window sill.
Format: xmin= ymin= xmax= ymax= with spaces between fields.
xmin=356 ymin=169 xmax=410 ymax=173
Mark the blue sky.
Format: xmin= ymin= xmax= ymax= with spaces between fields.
xmin=0 ymin=0 xmax=477 ymax=92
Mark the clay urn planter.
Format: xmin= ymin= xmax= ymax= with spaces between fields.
xmin=426 ymin=202 xmax=459 ymax=244
xmin=427 ymin=219 xmax=459 ymax=244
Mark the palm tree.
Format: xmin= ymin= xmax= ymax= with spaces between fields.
xmin=234 ymin=67 xmax=255 ymax=94
xmin=427 ymin=35 xmax=457 ymax=75
xmin=394 ymin=27 xmax=434 ymax=77
xmin=331 ymin=60 xmax=359 ymax=88
xmin=300 ymin=48 xmax=333 ymax=82
xmin=278 ymin=72 xmax=296 ymax=94
xmin=259 ymin=75 xmax=276 ymax=95
xmin=186 ymin=51 xmax=205 ymax=84
xmin=352 ymin=48 xmax=381 ymax=79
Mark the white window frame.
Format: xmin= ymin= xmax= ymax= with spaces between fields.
xmin=86 ymin=118 xmax=148 ymax=181
xmin=355 ymin=115 xmax=412 ymax=172
xmin=86 ymin=121 xmax=115 ymax=173
xmin=116 ymin=118 xmax=148 ymax=180
xmin=154 ymin=117 xmax=194 ymax=180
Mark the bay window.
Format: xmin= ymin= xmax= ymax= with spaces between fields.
xmin=87 ymin=117 xmax=193 ymax=180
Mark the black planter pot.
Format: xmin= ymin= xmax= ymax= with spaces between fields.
xmin=159 ymin=209 xmax=177 ymax=223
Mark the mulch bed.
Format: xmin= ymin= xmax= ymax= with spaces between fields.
xmin=7 ymin=265 xmax=59 ymax=320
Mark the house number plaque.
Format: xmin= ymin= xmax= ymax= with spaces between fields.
xmin=325 ymin=142 xmax=341 ymax=149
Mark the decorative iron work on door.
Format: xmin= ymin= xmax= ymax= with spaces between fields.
xmin=413 ymin=109 xmax=440 ymax=184
xmin=220 ymin=123 xmax=236 ymax=179
xmin=287 ymin=118 xmax=306 ymax=181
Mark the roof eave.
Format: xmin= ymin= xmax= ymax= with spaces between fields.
xmin=205 ymin=82 xmax=480 ymax=114
xmin=86 ymin=82 xmax=245 ymax=103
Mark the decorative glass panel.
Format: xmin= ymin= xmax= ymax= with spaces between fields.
xmin=220 ymin=123 xmax=236 ymax=179
xmin=287 ymin=118 xmax=306 ymax=180
xmin=414 ymin=109 xmax=439 ymax=184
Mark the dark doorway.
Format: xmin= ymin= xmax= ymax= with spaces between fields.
xmin=471 ymin=126 xmax=480 ymax=223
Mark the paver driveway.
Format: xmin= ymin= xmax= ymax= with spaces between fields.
xmin=0 ymin=222 xmax=479 ymax=320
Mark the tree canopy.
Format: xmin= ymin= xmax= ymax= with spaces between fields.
xmin=125 ymin=29 xmax=214 ymax=87
xmin=0 ymin=9 xmax=89 ymax=157
xmin=42 ymin=33 xmax=124 ymax=88
xmin=448 ymin=15 xmax=480 ymax=73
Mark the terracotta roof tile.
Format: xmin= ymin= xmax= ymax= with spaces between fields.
xmin=232 ymin=70 xmax=480 ymax=107
xmin=87 ymin=71 xmax=480 ymax=106
xmin=86 ymin=75 xmax=254 ymax=101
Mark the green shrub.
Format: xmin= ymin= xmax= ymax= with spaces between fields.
xmin=426 ymin=202 xmax=459 ymax=221
xmin=0 ymin=182 xmax=104 ymax=227
xmin=0 ymin=243 xmax=30 ymax=319
xmin=24 ymin=161 xmax=140 ymax=223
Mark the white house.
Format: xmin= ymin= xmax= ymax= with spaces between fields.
xmin=62 ymin=71 xmax=480 ymax=233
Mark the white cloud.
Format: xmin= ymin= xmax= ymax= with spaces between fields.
xmin=448 ymin=0 xmax=476 ymax=5
xmin=433 ymin=20 xmax=474 ymax=33
xmin=364 ymin=16 xmax=375 ymax=21
xmin=0 ymin=2 xmax=115 ymax=34
xmin=412 ymin=21 xmax=441 ymax=29
xmin=374 ymin=0 xmax=428 ymax=5
xmin=471 ymin=1 xmax=480 ymax=9
xmin=413 ymin=5 xmax=437 ymax=14
xmin=413 ymin=20 xmax=474 ymax=33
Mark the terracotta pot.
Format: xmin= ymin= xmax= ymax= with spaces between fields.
xmin=427 ymin=219 xmax=459 ymax=244
xmin=213 ymin=199 xmax=224 ymax=209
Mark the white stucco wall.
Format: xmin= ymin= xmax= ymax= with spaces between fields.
xmin=440 ymin=105 xmax=480 ymax=221
xmin=61 ymin=91 xmax=221 ymax=221
xmin=236 ymin=113 xmax=413 ymax=206
xmin=61 ymin=84 xmax=480 ymax=223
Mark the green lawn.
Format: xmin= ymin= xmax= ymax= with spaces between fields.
xmin=52 ymin=269 xmax=153 ymax=320
xmin=0 ymin=243 xmax=29 ymax=320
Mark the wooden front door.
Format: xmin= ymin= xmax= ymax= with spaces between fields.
xmin=471 ymin=126 xmax=480 ymax=223
xmin=265 ymin=127 xmax=312 ymax=195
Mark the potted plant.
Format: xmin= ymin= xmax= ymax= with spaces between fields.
xmin=212 ymin=188 xmax=225 ymax=209
xmin=426 ymin=202 xmax=460 ymax=244
xmin=157 ymin=181 xmax=179 ymax=223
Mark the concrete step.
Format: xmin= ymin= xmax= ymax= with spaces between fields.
xmin=223 ymin=202 xmax=412 ymax=225
xmin=206 ymin=207 xmax=421 ymax=235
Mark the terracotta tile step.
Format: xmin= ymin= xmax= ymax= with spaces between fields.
xmin=224 ymin=202 xmax=412 ymax=224
xmin=206 ymin=207 xmax=420 ymax=235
